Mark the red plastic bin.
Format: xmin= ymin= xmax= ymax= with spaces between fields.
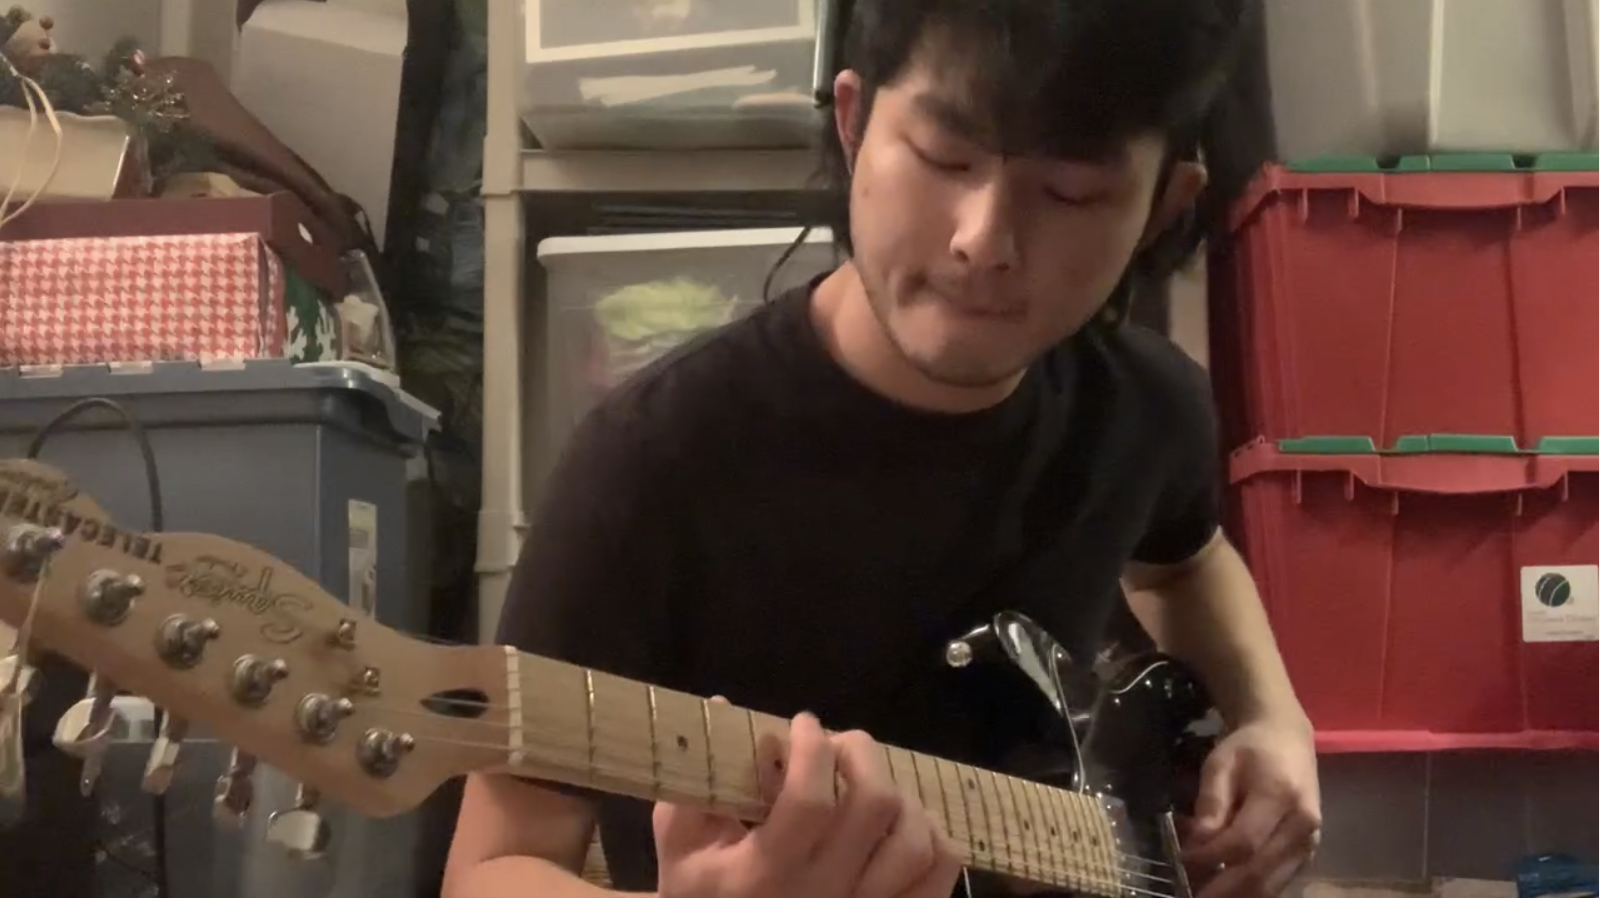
xmin=1209 ymin=161 xmax=1600 ymax=453
xmin=1229 ymin=439 xmax=1599 ymax=753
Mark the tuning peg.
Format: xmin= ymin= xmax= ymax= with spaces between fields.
xmin=140 ymin=713 xmax=189 ymax=795
xmin=212 ymin=748 xmax=258 ymax=827
xmin=52 ymin=673 xmax=117 ymax=796
xmin=266 ymin=784 xmax=331 ymax=860
xmin=1 ymin=524 xmax=65 ymax=581
xmin=81 ymin=570 xmax=145 ymax=626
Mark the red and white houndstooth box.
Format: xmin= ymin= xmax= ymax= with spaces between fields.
xmin=0 ymin=233 xmax=289 ymax=367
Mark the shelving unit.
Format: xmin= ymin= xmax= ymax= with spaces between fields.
xmin=476 ymin=0 xmax=821 ymax=641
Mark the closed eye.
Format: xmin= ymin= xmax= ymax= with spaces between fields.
xmin=1045 ymin=190 xmax=1106 ymax=207
xmin=910 ymin=143 xmax=971 ymax=174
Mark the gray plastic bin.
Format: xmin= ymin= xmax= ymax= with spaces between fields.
xmin=0 ymin=359 xmax=442 ymax=898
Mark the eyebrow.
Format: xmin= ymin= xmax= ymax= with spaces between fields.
xmin=909 ymin=90 xmax=1132 ymax=166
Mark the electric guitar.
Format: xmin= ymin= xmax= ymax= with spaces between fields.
xmin=0 ymin=458 xmax=1220 ymax=898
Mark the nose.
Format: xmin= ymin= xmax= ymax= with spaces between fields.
xmin=948 ymin=180 xmax=1019 ymax=272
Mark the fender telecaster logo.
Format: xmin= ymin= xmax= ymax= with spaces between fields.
xmin=0 ymin=485 xmax=164 ymax=564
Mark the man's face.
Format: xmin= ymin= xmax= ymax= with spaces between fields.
xmin=834 ymin=58 xmax=1201 ymax=389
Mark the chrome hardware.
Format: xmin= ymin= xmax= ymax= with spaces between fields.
xmin=356 ymin=728 xmax=415 ymax=778
xmin=81 ymin=571 xmax=145 ymax=626
xmin=155 ymin=615 xmax=220 ymax=669
xmin=230 ymin=655 xmax=290 ymax=707
xmin=294 ymin=693 xmax=355 ymax=744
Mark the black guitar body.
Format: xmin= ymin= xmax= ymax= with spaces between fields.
xmin=944 ymin=611 xmax=1221 ymax=898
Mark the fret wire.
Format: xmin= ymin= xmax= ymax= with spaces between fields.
xmin=1002 ymin=774 xmax=1042 ymax=883
xmin=905 ymin=750 xmax=930 ymax=816
xmin=744 ymin=708 xmax=761 ymax=805
xmin=940 ymin=759 xmax=981 ymax=867
xmin=1057 ymin=789 xmax=1088 ymax=881
xmin=985 ymin=769 xmax=1023 ymax=880
xmin=1018 ymin=776 xmax=1056 ymax=886
xmin=699 ymin=698 xmax=717 ymax=810
xmin=883 ymin=745 xmax=898 ymax=786
xmin=1033 ymin=780 xmax=1073 ymax=887
xmin=964 ymin=764 xmax=1001 ymax=873
xmin=583 ymin=669 xmax=597 ymax=782
xmin=646 ymin=685 xmax=662 ymax=797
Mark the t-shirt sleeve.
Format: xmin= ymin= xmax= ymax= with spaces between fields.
xmin=1130 ymin=355 xmax=1223 ymax=566
xmin=496 ymin=407 xmax=683 ymax=699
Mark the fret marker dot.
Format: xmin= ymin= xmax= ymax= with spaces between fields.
xmin=976 ymin=840 xmax=987 ymax=852
xmin=1048 ymin=826 xmax=1058 ymax=836
xmin=675 ymin=734 xmax=689 ymax=751
xmin=965 ymin=778 xmax=976 ymax=790
xmin=1071 ymin=830 xmax=1081 ymax=842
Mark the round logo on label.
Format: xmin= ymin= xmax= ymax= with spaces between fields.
xmin=1534 ymin=573 xmax=1573 ymax=608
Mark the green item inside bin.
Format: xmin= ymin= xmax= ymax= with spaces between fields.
xmin=1276 ymin=434 xmax=1600 ymax=456
xmin=593 ymin=278 xmax=740 ymax=342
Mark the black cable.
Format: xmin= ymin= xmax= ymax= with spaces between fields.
xmin=25 ymin=396 xmax=169 ymax=898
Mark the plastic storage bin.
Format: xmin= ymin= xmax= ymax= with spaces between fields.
xmin=1229 ymin=438 xmax=1599 ymax=753
xmin=1208 ymin=157 xmax=1600 ymax=456
xmin=520 ymin=0 xmax=834 ymax=149
xmin=1265 ymin=0 xmax=1599 ymax=160
xmin=0 ymin=360 xmax=441 ymax=898
xmin=540 ymin=226 xmax=841 ymax=444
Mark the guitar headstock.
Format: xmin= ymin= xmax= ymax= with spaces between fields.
xmin=0 ymin=458 xmax=512 ymax=825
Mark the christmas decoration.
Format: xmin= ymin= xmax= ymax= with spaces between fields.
xmin=0 ymin=6 xmax=214 ymax=184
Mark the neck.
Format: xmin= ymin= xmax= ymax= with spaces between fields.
xmin=487 ymin=648 xmax=1126 ymax=894
xmin=811 ymin=264 xmax=1021 ymax=415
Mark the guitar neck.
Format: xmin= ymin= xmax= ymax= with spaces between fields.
xmin=496 ymin=650 xmax=1126 ymax=894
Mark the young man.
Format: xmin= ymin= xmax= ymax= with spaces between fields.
xmin=444 ymin=1 xmax=1321 ymax=896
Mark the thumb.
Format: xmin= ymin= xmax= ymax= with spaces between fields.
xmin=653 ymin=798 xmax=747 ymax=861
xmin=1189 ymin=750 xmax=1239 ymax=838
xmin=653 ymin=696 xmax=746 ymax=862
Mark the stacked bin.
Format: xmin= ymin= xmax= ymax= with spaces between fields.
xmin=1208 ymin=155 xmax=1600 ymax=753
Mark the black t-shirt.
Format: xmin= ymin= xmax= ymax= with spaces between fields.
xmin=496 ymin=277 xmax=1221 ymax=890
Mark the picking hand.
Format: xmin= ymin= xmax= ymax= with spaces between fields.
xmin=1182 ymin=715 xmax=1322 ymax=898
xmin=653 ymin=711 xmax=963 ymax=898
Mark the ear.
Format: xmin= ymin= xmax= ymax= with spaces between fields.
xmin=832 ymin=69 xmax=864 ymax=172
xmin=1137 ymin=160 xmax=1207 ymax=249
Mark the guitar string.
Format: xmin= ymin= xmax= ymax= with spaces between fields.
xmin=383 ymin=729 xmax=1183 ymax=898
xmin=321 ymin=698 xmax=1178 ymax=888
xmin=2 ymin=584 xmax=1183 ymax=892
xmin=375 ymin=693 xmax=1176 ymax=877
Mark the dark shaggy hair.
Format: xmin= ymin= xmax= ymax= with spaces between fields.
xmin=788 ymin=0 xmax=1269 ymax=317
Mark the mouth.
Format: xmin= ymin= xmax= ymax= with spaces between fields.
xmin=932 ymin=291 xmax=1026 ymax=320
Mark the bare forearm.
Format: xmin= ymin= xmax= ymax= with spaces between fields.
xmin=1137 ymin=538 xmax=1307 ymax=728
xmin=446 ymin=855 xmax=655 ymax=898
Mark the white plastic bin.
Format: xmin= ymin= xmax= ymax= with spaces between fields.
xmin=1265 ymin=0 xmax=1599 ymax=160
xmin=538 ymin=226 xmax=841 ymax=442
xmin=520 ymin=0 xmax=835 ymax=149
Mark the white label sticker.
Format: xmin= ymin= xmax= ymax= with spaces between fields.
xmin=1521 ymin=565 xmax=1599 ymax=643
xmin=348 ymin=500 xmax=378 ymax=618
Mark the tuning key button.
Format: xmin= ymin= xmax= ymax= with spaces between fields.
xmin=1 ymin=524 xmax=65 ymax=581
xmin=294 ymin=693 xmax=355 ymax=744
xmin=230 ymin=656 xmax=290 ymax=707
xmin=212 ymin=748 xmax=258 ymax=827
xmin=140 ymin=714 xmax=189 ymax=795
xmin=357 ymin=728 xmax=416 ymax=778
xmin=266 ymin=784 xmax=331 ymax=860
xmin=81 ymin=571 xmax=145 ymax=626
xmin=155 ymin=615 xmax=221 ymax=669
xmin=52 ymin=674 xmax=117 ymax=795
